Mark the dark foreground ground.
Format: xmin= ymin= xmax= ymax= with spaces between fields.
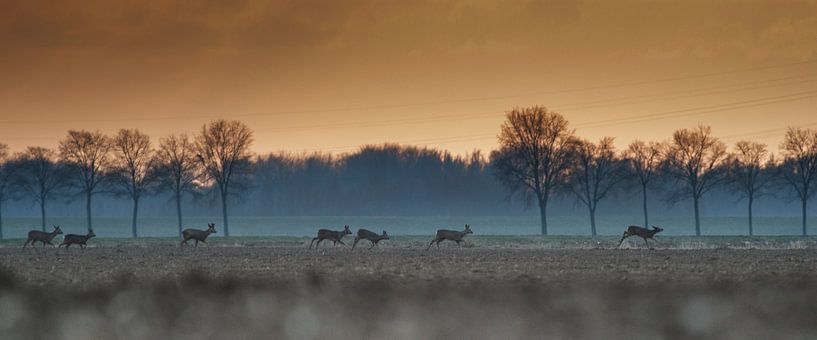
xmin=1 ymin=239 xmax=817 ymax=339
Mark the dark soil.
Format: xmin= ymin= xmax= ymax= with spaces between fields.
xmin=1 ymin=245 xmax=815 ymax=339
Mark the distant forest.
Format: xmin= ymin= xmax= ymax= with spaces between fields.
xmin=3 ymin=142 xmax=805 ymax=218
xmin=0 ymin=108 xmax=816 ymax=237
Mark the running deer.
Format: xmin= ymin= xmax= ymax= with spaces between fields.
xmin=426 ymin=224 xmax=473 ymax=250
xmin=23 ymin=225 xmax=63 ymax=249
xmin=352 ymin=229 xmax=389 ymax=250
xmin=618 ymin=225 xmax=664 ymax=248
xmin=59 ymin=229 xmax=96 ymax=250
xmin=180 ymin=223 xmax=217 ymax=248
xmin=309 ymin=225 xmax=352 ymax=248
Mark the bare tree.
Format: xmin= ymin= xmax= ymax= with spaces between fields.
xmin=778 ymin=128 xmax=817 ymax=236
xmin=569 ymin=137 xmax=625 ymax=236
xmin=15 ymin=147 xmax=69 ymax=231
xmin=110 ymin=129 xmax=158 ymax=238
xmin=490 ymin=106 xmax=577 ymax=235
xmin=0 ymin=143 xmax=18 ymax=239
xmin=195 ymin=120 xmax=254 ymax=236
xmin=623 ymin=140 xmax=663 ymax=228
xmin=664 ymin=125 xmax=728 ymax=236
xmin=59 ymin=130 xmax=113 ymax=231
xmin=726 ymin=141 xmax=773 ymax=235
xmin=156 ymin=134 xmax=200 ymax=235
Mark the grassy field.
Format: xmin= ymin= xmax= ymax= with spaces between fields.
xmin=0 ymin=215 xmax=814 ymax=238
xmin=1 ymin=240 xmax=817 ymax=339
xmin=3 ymin=234 xmax=817 ymax=250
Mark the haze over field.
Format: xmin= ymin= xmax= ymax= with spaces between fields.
xmin=1 ymin=0 xmax=816 ymax=155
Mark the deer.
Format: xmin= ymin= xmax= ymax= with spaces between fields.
xmin=23 ymin=225 xmax=63 ymax=249
xmin=426 ymin=224 xmax=473 ymax=250
xmin=309 ymin=225 xmax=352 ymax=249
xmin=180 ymin=223 xmax=217 ymax=248
xmin=59 ymin=229 xmax=96 ymax=250
xmin=618 ymin=225 xmax=664 ymax=249
xmin=352 ymin=229 xmax=389 ymax=250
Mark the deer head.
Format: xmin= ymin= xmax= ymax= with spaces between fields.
xmin=87 ymin=229 xmax=96 ymax=238
xmin=53 ymin=225 xmax=63 ymax=235
xmin=207 ymin=223 xmax=217 ymax=234
xmin=381 ymin=230 xmax=390 ymax=240
xmin=464 ymin=224 xmax=473 ymax=234
xmin=651 ymin=226 xmax=664 ymax=234
xmin=342 ymin=225 xmax=352 ymax=236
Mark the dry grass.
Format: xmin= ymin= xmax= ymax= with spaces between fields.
xmin=1 ymin=244 xmax=817 ymax=339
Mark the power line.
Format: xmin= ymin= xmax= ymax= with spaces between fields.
xmin=1 ymin=58 xmax=815 ymax=125
xmin=575 ymin=90 xmax=817 ymax=129
xmin=292 ymin=94 xmax=817 ymax=153
xmin=253 ymin=75 xmax=817 ymax=135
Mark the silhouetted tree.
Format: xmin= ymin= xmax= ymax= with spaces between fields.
xmin=623 ymin=140 xmax=663 ymax=228
xmin=664 ymin=126 xmax=728 ymax=235
xmin=15 ymin=147 xmax=69 ymax=231
xmin=491 ymin=106 xmax=577 ymax=235
xmin=156 ymin=134 xmax=200 ymax=235
xmin=59 ymin=130 xmax=113 ymax=231
xmin=0 ymin=143 xmax=18 ymax=239
xmin=569 ymin=137 xmax=624 ymax=236
xmin=110 ymin=129 xmax=158 ymax=238
xmin=778 ymin=128 xmax=817 ymax=236
xmin=195 ymin=120 xmax=253 ymax=236
xmin=726 ymin=141 xmax=773 ymax=235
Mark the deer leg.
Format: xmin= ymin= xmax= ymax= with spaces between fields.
xmin=436 ymin=239 xmax=443 ymax=248
xmin=426 ymin=238 xmax=438 ymax=251
xmin=617 ymin=233 xmax=628 ymax=247
xmin=194 ymin=240 xmax=199 ymax=248
xmin=310 ymin=237 xmax=319 ymax=249
xmin=643 ymin=237 xmax=649 ymax=248
xmin=316 ymin=239 xmax=325 ymax=248
xmin=337 ymin=239 xmax=347 ymax=246
xmin=369 ymin=241 xmax=376 ymax=250
xmin=352 ymin=237 xmax=360 ymax=250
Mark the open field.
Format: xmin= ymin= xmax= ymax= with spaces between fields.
xmin=3 ymin=234 xmax=817 ymax=250
xmin=2 ymin=236 xmax=817 ymax=339
xmin=1 ymin=215 xmax=815 ymax=238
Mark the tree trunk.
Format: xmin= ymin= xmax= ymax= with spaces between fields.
xmin=86 ymin=191 xmax=93 ymax=232
xmin=693 ymin=196 xmax=701 ymax=236
xmin=176 ymin=192 xmax=183 ymax=236
xmin=642 ymin=183 xmax=649 ymax=228
xmin=589 ymin=205 xmax=597 ymax=236
xmin=131 ymin=197 xmax=139 ymax=238
xmin=41 ymin=200 xmax=47 ymax=231
xmin=802 ymin=197 xmax=808 ymax=236
xmin=539 ymin=198 xmax=548 ymax=235
xmin=748 ymin=195 xmax=753 ymax=236
xmin=221 ymin=191 xmax=230 ymax=237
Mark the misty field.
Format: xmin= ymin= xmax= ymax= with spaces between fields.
xmin=1 ymin=215 xmax=814 ymax=238
xmin=2 ymin=236 xmax=817 ymax=339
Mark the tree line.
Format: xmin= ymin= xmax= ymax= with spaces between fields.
xmin=0 ymin=107 xmax=815 ymax=238
xmin=0 ymin=120 xmax=253 ymax=238
xmin=492 ymin=106 xmax=817 ymax=236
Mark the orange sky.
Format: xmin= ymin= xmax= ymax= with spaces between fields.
xmin=1 ymin=0 xmax=815 ymax=156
